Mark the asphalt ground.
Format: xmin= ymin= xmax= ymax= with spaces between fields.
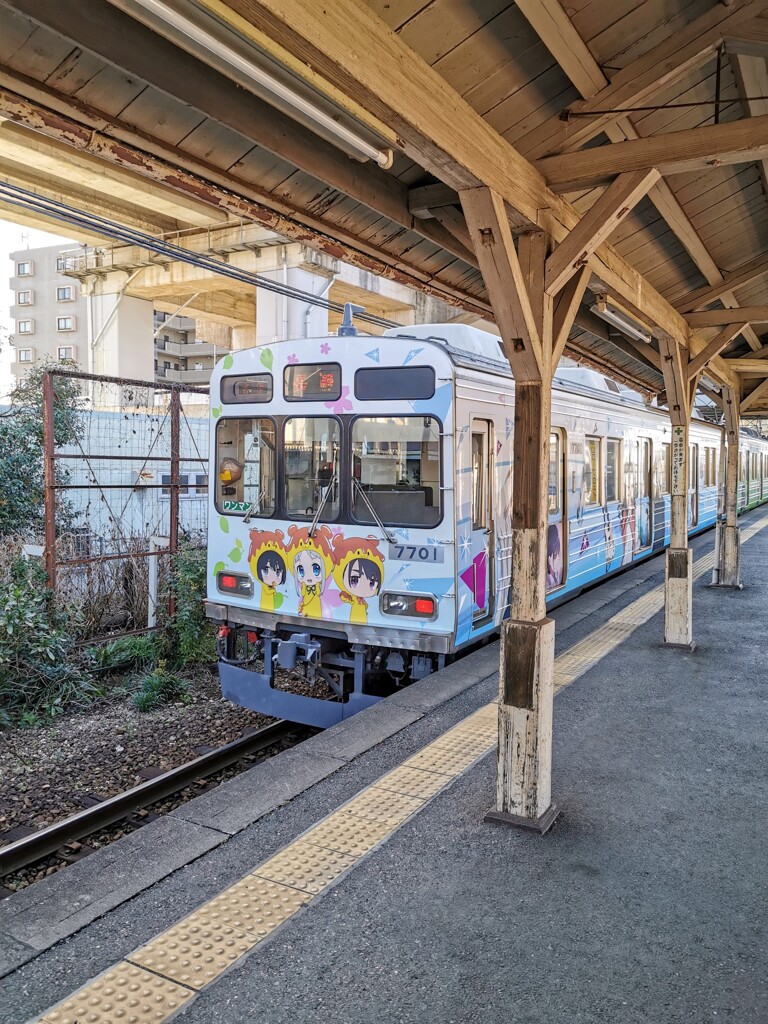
xmin=3 ymin=511 xmax=767 ymax=1024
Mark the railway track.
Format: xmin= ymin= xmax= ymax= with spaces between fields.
xmin=0 ymin=719 xmax=301 ymax=881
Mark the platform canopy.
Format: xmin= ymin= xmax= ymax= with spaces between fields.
xmin=1 ymin=0 xmax=768 ymax=411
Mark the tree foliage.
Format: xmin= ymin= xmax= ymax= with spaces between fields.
xmin=0 ymin=363 xmax=84 ymax=538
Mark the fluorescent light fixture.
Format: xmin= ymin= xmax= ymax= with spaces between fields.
xmin=590 ymin=295 xmax=653 ymax=345
xmin=110 ymin=0 xmax=394 ymax=168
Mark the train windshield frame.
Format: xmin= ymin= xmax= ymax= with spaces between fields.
xmin=351 ymin=415 xmax=443 ymax=528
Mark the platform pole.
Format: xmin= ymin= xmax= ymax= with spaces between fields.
xmin=459 ymin=190 xmax=593 ymax=833
xmin=658 ymin=334 xmax=696 ymax=649
xmin=721 ymin=386 xmax=741 ymax=587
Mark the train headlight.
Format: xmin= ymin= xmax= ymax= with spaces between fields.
xmin=381 ymin=592 xmax=437 ymax=620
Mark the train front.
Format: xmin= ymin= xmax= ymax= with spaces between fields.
xmin=205 ymin=324 xmax=456 ymax=727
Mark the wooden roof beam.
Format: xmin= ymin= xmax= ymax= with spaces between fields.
xmin=723 ymin=18 xmax=768 ymax=57
xmin=517 ymin=0 xmax=768 ymax=160
xmin=740 ymin=376 xmax=768 ymax=411
xmin=725 ymin=358 xmax=768 ymax=372
xmin=544 ymin=169 xmax=660 ymax=295
xmin=515 ymin=0 xmax=764 ymax=354
xmin=728 ymin=48 xmax=768 ymax=195
xmin=537 ymin=114 xmax=768 ymax=191
xmin=687 ymin=324 xmax=748 ymax=380
xmin=673 ymin=252 xmax=768 ymax=312
xmin=687 ymin=307 xmax=768 ymax=326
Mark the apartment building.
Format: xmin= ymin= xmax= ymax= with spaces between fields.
xmin=153 ymin=312 xmax=223 ymax=385
xmin=9 ymin=244 xmax=87 ymax=378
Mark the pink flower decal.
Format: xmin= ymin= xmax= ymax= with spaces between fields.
xmin=287 ymin=353 xmax=299 ymax=364
xmin=320 ymin=342 xmax=331 ymax=355
xmin=325 ymin=386 xmax=353 ymax=414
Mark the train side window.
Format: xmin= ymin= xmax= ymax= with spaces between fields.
xmin=584 ymin=437 xmax=601 ymax=506
xmin=655 ymin=443 xmax=670 ymax=496
xmin=355 ymin=366 xmax=435 ymax=401
xmin=689 ymin=444 xmax=699 ymax=491
xmin=352 ymin=416 xmax=441 ymax=527
xmin=624 ymin=441 xmax=638 ymax=501
xmin=637 ymin=440 xmax=650 ymax=498
xmin=284 ymin=417 xmax=340 ymax=521
xmin=548 ymin=433 xmax=561 ymax=514
xmin=215 ymin=417 xmax=276 ymax=516
xmin=751 ymin=452 xmax=759 ymax=481
xmin=606 ymin=439 xmax=621 ymax=502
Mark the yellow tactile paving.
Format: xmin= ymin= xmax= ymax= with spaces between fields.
xmin=254 ymin=838 xmax=357 ymax=894
xmin=129 ymin=878 xmax=308 ymax=989
xmin=40 ymin=962 xmax=193 ymax=1024
xmin=300 ymin=810 xmax=393 ymax=856
xmin=341 ymin=785 xmax=425 ymax=825
xmin=374 ymin=764 xmax=457 ymax=799
xmin=34 ymin=512 xmax=768 ymax=1023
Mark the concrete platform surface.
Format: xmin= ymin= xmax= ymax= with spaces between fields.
xmin=2 ymin=510 xmax=767 ymax=1024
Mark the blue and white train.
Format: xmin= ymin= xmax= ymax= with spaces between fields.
xmin=205 ymin=318 xmax=768 ymax=727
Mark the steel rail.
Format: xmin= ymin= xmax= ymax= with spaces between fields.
xmin=0 ymin=719 xmax=299 ymax=878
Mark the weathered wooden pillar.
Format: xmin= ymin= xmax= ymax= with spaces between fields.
xmin=721 ymin=386 xmax=741 ymax=587
xmin=460 ymin=189 xmax=588 ymax=833
xmin=658 ymin=334 xmax=695 ymax=648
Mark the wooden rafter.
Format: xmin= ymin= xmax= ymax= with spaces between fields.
xmin=674 ymin=252 xmax=768 ymax=312
xmin=740 ymin=376 xmax=768 ymax=411
xmin=515 ymin=0 xmax=764 ymax=354
xmin=517 ymin=0 xmax=768 ymax=160
xmin=537 ymin=115 xmax=768 ymax=192
xmin=687 ymin=307 xmax=768 ymax=326
xmin=687 ymin=324 xmax=747 ymax=380
xmin=552 ymin=266 xmax=590 ymax=365
xmin=544 ymin=169 xmax=659 ymax=295
xmin=724 ymin=358 xmax=768 ymax=373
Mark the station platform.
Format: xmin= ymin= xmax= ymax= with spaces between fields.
xmin=2 ymin=507 xmax=768 ymax=1024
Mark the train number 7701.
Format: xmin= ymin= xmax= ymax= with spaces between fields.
xmin=388 ymin=544 xmax=444 ymax=563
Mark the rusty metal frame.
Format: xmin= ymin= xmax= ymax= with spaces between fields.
xmin=42 ymin=368 xmax=208 ymax=636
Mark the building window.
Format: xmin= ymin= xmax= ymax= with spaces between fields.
xmin=57 ymin=346 xmax=74 ymax=361
xmin=16 ymin=290 xmax=33 ymax=305
xmin=194 ymin=362 xmax=204 ymax=371
xmin=56 ymin=257 xmax=67 ymax=271
xmin=18 ymin=349 xmax=32 ymax=362
xmin=57 ymin=316 xmax=75 ymax=331
xmin=56 ymin=286 xmax=73 ymax=302
xmin=17 ymin=319 xmax=33 ymax=334
xmin=16 ymin=261 xmax=33 ymax=276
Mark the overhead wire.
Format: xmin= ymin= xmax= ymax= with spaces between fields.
xmin=0 ymin=181 xmax=401 ymax=331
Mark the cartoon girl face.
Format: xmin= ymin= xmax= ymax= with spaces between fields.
xmin=293 ymin=549 xmax=326 ymax=595
xmin=257 ymin=551 xmax=285 ymax=589
xmin=343 ymin=557 xmax=381 ymax=600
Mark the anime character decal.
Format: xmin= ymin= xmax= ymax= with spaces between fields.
xmin=248 ymin=529 xmax=287 ymax=612
xmin=286 ymin=525 xmax=334 ymax=618
xmin=332 ymin=535 xmax=384 ymax=624
xmin=245 ymin=526 xmax=387 ymax=623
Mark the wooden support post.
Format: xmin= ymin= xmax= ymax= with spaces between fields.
xmin=721 ymin=386 xmax=742 ymax=587
xmin=658 ymin=335 xmax=696 ymax=648
xmin=459 ymin=188 xmax=585 ymax=834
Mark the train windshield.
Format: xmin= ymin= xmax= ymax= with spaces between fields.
xmin=284 ymin=417 xmax=340 ymax=520
xmin=215 ymin=417 xmax=276 ymax=515
xmin=351 ymin=416 xmax=441 ymax=527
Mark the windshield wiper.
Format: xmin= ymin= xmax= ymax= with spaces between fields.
xmin=352 ymin=477 xmax=396 ymax=544
xmin=309 ymin=473 xmax=336 ymax=537
xmin=243 ymin=488 xmax=267 ymax=524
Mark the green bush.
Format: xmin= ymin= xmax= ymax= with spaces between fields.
xmin=87 ymin=633 xmax=160 ymax=673
xmin=131 ymin=664 xmax=189 ymax=712
xmin=0 ymin=556 xmax=97 ymax=726
xmin=161 ymin=542 xmax=216 ymax=668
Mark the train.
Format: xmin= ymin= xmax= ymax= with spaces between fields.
xmin=204 ymin=313 xmax=768 ymax=727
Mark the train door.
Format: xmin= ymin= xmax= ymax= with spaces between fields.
xmin=689 ymin=443 xmax=699 ymax=528
xmin=636 ymin=439 xmax=652 ymax=549
xmin=547 ymin=430 xmax=565 ymax=591
xmin=469 ymin=420 xmax=494 ymax=620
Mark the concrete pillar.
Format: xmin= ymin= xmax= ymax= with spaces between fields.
xmin=232 ymin=325 xmax=257 ymax=351
xmin=85 ymin=277 xmax=154 ymax=380
xmin=721 ymin=387 xmax=742 ymax=587
xmin=665 ymin=422 xmax=694 ymax=647
xmin=255 ymin=252 xmax=330 ymax=345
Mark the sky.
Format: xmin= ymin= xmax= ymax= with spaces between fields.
xmin=0 ymin=219 xmax=76 ymax=400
